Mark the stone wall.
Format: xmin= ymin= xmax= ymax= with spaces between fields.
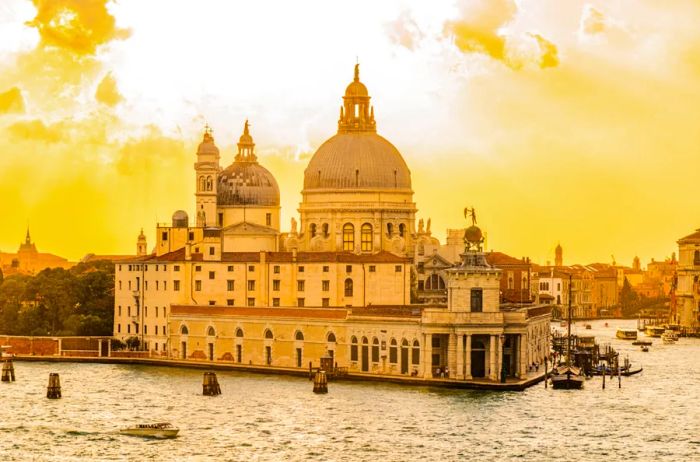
xmin=0 ymin=336 xmax=59 ymax=356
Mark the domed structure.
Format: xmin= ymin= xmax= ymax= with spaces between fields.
xmin=464 ymin=225 xmax=483 ymax=244
xmin=172 ymin=210 xmax=188 ymax=227
xmin=304 ymin=133 xmax=411 ymax=190
xmin=298 ymin=65 xmax=417 ymax=256
xmin=217 ymin=121 xmax=280 ymax=207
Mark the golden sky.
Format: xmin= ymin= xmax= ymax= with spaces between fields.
xmin=1 ymin=0 xmax=698 ymax=266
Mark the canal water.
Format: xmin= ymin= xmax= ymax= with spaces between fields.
xmin=0 ymin=319 xmax=698 ymax=461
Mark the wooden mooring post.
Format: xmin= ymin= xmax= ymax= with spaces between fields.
xmin=544 ymin=356 xmax=548 ymax=389
xmin=47 ymin=373 xmax=61 ymax=399
xmin=312 ymin=370 xmax=328 ymax=394
xmin=1 ymin=360 xmax=15 ymax=382
xmin=202 ymin=372 xmax=221 ymax=396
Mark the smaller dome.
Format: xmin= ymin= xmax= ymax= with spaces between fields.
xmin=172 ymin=210 xmax=188 ymax=228
xmin=197 ymin=130 xmax=219 ymax=156
xmin=464 ymin=225 xmax=483 ymax=243
xmin=345 ymin=80 xmax=368 ymax=97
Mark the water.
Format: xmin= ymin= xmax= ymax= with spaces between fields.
xmin=0 ymin=319 xmax=698 ymax=461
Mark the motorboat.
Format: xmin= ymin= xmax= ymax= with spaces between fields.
xmin=550 ymin=364 xmax=585 ymax=389
xmin=585 ymin=324 xmax=592 ymax=330
xmin=616 ymin=328 xmax=638 ymax=340
xmin=632 ymin=340 xmax=652 ymax=346
xmin=640 ymin=346 xmax=649 ymax=352
xmin=661 ymin=330 xmax=678 ymax=344
xmin=119 ymin=423 xmax=179 ymax=438
xmin=645 ymin=326 xmax=665 ymax=337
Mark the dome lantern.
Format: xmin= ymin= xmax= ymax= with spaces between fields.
xmin=338 ymin=64 xmax=376 ymax=134
xmin=235 ymin=120 xmax=257 ymax=162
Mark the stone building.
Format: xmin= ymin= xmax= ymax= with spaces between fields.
xmin=113 ymin=65 xmax=550 ymax=381
xmin=673 ymin=228 xmax=700 ymax=330
xmin=0 ymin=229 xmax=73 ymax=275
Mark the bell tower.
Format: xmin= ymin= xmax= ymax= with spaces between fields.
xmin=136 ymin=229 xmax=147 ymax=256
xmin=194 ymin=125 xmax=220 ymax=227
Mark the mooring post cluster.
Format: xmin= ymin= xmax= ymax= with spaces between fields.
xmin=1 ymin=359 xmax=15 ymax=382
xmin=202 ymin=372 xmax=221 ymax=396
xmin=47 ymin=373 xmax=61 ymax=399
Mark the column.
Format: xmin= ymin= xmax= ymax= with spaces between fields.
xmin=496 ymin=335 xmax=503 ymax=382
xmin=464 ymin=334 xmax=472 ymax=380
xmin=519 ymin=334 xmax=527 ymax=378
xmin=422 ymin=333 xmax=433 ymax=378
xmin=447 ymin=333 xmax=457 ymax=378
xmin=456 ymin=334 xmax=464 ymax=379
xmin=489 ymin=335 xmax=496 ymax=381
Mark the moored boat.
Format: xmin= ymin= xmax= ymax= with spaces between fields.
xmin=119 ymin=423 xmax=179 ymax=438
xmin=645 ymin=326 xmax=665 ymax=337
xmin=661 ymin=330 xmax=678 ymax=344
xmin=616 ymin=328 xmax=638 ymax=340
xmin=585 ymin=324 xmax=592 ymax=330
xmin=640 ymin=346 xmax=649 ymax=352
xmin=632 ymin=340 xmax=652 ymax=346
xmin=550 ymin=364 xmax=585 ymax=389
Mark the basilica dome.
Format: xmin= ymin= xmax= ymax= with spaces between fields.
xmin=303 ymin=64 xmax=412 ymax=191
xmin=303 ymin=133 xmax=411 ymax=190
xmin=217 ymin=121 xmax=280 ymax=207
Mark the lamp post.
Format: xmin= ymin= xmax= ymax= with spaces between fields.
xmin=499 ymin=333 xmax=506 ymax=383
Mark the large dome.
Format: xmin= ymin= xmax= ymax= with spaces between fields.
xmin=217 ymin=162 xmax=280 ymax=206
xmin=303 ymin=132 xmax=412 ymax=190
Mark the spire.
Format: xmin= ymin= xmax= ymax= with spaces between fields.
xmin=338 ymin=63 xmax=376 ymax=134
xmin=235 ymin=119 xmax=257 ymax=162
xmin=25 ymin=227 xmax=31 ymax=244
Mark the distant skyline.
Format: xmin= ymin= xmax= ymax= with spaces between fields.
xmin=1 ymin=0 xmax=697 ymax=264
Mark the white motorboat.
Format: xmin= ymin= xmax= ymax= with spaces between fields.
xmin=661 ymin=330 xmax=678 ymax=344
xmin=119 ymin=422 xmax=179 ymax=438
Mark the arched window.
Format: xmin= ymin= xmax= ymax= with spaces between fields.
xmin=350 ymin=336 xmax=358 ymax=361
xmin=322 ymin=223 xmax=329 ymax=237
xmin=180 ymin=325 xmax=188 ymax=335
xmin=425 ymin=274 xmax=446 ymax=291
xmin=387 ymin=223 xmax=393 ymax=236
xmin=399 ymin=223 xmax=405 ymax=237
xmin=695 ymin=250 xmax=700 ymax=265
xmin=205 ymin=176 xmax=213 ymax=191
xmin=344 ymin=278 xmax=354 ymax=297
xmin=412 ymin=340 xmax=420 ymax=365
xmin=295 ymin=331 xmax=304 ymax=341
xmin=207 ymin=326 xmax=215 ymax=337
xmin=371 ymin=337 xmax=379 ymax=362
xmin=198 ymin=176 xmax=206 ymax=191
xmin=343 ymin=223 xmax=354 ymax=251
xmin=389 ymin=339 xmax=398 ymax=364
xmin=264 ymin=329 xmax=273 ymax=339
xmin=235 ymin=328 xmax=244 ymax=338
xmin=310 ymin=223 xmax=317 ymax=238
xmin=327 ymin=332 xmax=336 ymax=343
xmin=361 ymin=223 xmax=373 ymax=252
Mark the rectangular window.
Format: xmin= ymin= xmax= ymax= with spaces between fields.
xmin=418 ymin=280 xmax=424 ymax=291
xmin=127 ymin=306 xmax=131 ymax=317
xmin=322 ymin=280 xmax=330 ymax=291
xmin=297 ymin=298 xmax=305 ymax=307
xmin=323 ymin=266 xmax=329 ymax=273
xmin=247 ymin=297 xmax=255 ymax=307
xmin=227 ymin=280 xmax=234 ymax=291
xmin=209 ymin=271 xmax=215 ymax=280
xmin=144 ymin=281 xmax=148 ymax=291
xmin=417 ymin=262 xmax=424 ymax=273
xmin=155 ymin=325 xmax=159 ymax=335
xmin=118 ymin=306 xmax=122 ymax=316
xmin=174 ymin=265 xmax=180 ymax=272
xmin=209 ymin=247 xmax=215 ymax=256
xmin=195 ymin=265 xmax=201 ymax=272
xmin=247 ymin=280 xmax=255 ymax=291
xmin=135 ymin=324 xmax=139 ymax=334
xmin=432 ymin=337 xmax=440 ymax=348
xmin=272 ymin=298 xmax=280 ymax=307
xmin=163 ymin=281 xmax=167 ymax=291
xmin=156 ymin=281 xmax=159 ymax=291
xmin=227 ymin=299 xmax=234 ymax=306
xmin=195 ymin=280 xmax=202 ymax=291
xmin=248 ymin=265 xmax=254 ymax=272
xmin=174 ymin=280 xmax=181 ymax=291
xmin=346 ymin=265 xmax=352 ymax=273
xmin=144 ymin=325 xmax=148 ymax=335
xmin=155 ymin=343 xmax=158 ymax=351
xmin=188 ymin=231 xmax=194 ymax=241
xmin=127 ymin=324 xmax=130 ymax=334
xmin=322 ymin=298 xmax=330 ymax=307
xmin=228 ymin=265 xmax=234 ymax=272
xmin=274 ymin=265 xmax=280 ymax=274
xmin=368 ymin=265 xmax=376 ymax=273
xmin=218 ymin=213 xmax=223 ymax=226
xmin=298 ymin=266 xmax=304 ymax=273
xmin=372 ymin=343 xmax=379 ymax=362
xmin=118 ymin=280 xmax=122 ymax=290
xmin=161 ymin=231 xmax=168 ymax=241
xmin=266 ymin=213 xmax=272 ymax=226
xmin=209 ymin=300 xmax=215 ymax=306
xmin=297 ymin=280 xmax=305 ymax=291
xmin=155 ymin=306 xmax=158 ymax=318
xmin=128 ymin=280 xmax=132 ymax=290
xmin=395 ymin=265 xmax=402 ymax=272
xmin=351 ymin=343 xmax=358 ymax=361
xmin=470 ymin=288 xmax=483 ymax=312
xmin=273 ymin=279 xmax=280 ymax=291
xmin=144 ymin=306 xmax=148 ymax=317
xmin=117 ymin=324 xmax=121 ymax=333
xmin=155 ymin=265 xmax=159 ymax=272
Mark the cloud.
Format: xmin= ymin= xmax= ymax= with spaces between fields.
xmin=0 ymin=87 xmax=25 ymax=113
xmin=385 ymin=10 xmax=424 ymax=51
xmin=7 ymin=119 xmax=62 ymax=142
xmin=580 ymin=5 xmax=607 ymax=35
xmin=95 ymin=73 xmax=122 ymax=106
xmin=443 ymin=0 xmax=517 ymax=62
xmin=531 ymin=34 xmax=559 ymax=69
xmin=26 ymin=0 xmax=130 ymax=55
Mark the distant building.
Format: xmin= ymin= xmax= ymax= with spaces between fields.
xmin=554 ymin=243 xmax=563 ymax=267
xmin=673 ymin=228 xmax=700 ymax=330
xmin=0 ymin=229 xmax=73 ymax=275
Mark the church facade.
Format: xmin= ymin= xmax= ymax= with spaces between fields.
xmin=112 ymin=66 xmax=550 ymax=382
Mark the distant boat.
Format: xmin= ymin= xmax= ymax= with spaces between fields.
xmin=661 ymin=330 xmax=678 ymax=344
xmin=585 ymin=324 xmax=592 ymax=330
xmin=645 ymin=326 xmax=665 ymax=337
xmin=119 ymin=423 xmax=179 ymax=439
xmin=632 ymin=340 xmax=652 ymax=346
xmin=550 ymin=364 xmax=585 ymax=389
xmin=616 ymin=328 xmax=638 ymax=340
xmin=640 ymin=346 xmax=649 ymax=352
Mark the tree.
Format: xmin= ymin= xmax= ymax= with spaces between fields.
xmin=125 ymin=336 xmax=140 ymax=351
xmin=620 ymin=277 xmax=639 ymax=317
xmin=0 ymin=267 xmax=4 ymax=286
xmin=0 ymin=274 xmax=29 ymax=334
